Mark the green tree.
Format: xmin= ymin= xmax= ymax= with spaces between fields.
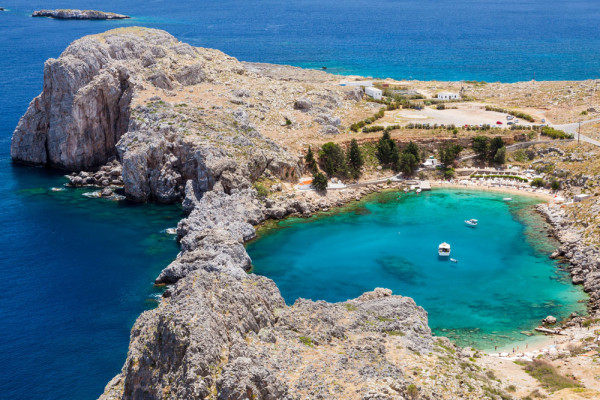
xmin=304 ymin=145 xmax=318 ymax=174
xmin=442 ymin=168 xmax=455 ymax=180
xmin=472 ymin=136 xmax=489 ymax=162
xmin=376 ymin=131 xmax=394 ymax=165
xmin=403 ymin=141 xmax=421 ymax=163
xmin=493 ymin=146 xmax=506 ymax=164
xmin=439 ymin=143 xmax=463 ymax=167
xmin=489 ymin=137 xmax=505 ymax=163
xmin=398 ymin=152 xmax=418 ymax=176
xmin=318 ymin=142 xmax=346 ymax=178
xmin=347 ymin=139 xmax=363 ymax=179
xmin=551 ymin=180 xmax=561 ymax=191
xmin=376 ymin=131 xmax=401 ymax=169
xmin=311 ymin=171 xmax=328 ymax=191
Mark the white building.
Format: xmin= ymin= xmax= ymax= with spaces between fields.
xmin=365 ymin=86 xmax=383 ymax=100
xmin=422 ymin=156 xmax=439 ymax=167
xmin=437 ymin=92 xmax=460 ymax=100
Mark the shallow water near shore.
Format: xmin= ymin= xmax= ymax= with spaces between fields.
xmin=248 ymin=189 xmax=587 ymax=350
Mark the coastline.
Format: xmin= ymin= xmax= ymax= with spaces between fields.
xmin=7 ymin=27 xmax=598 ymax=398
xmin=430 ymin=181 xmax=554 ymax=201
xmin=252 ymin=183 xmax=583 ymax=352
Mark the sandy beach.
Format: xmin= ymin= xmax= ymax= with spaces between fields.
xmin=431 ymin=181 xmax=555 ymax=201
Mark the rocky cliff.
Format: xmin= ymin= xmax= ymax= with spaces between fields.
xmin=13 ymin=28 xmax=512 ymax=399
xmin=11 ymin=28 xmax=302 ymax=202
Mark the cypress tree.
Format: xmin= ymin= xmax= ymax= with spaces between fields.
xmin=305 ymin=145 xmax=318 ymax=174
xmin=347 ymin=139 xmax=363 ymax=179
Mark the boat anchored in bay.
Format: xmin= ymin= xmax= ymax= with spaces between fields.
xmin=438 ymin=242 xmax=451 ymax=257
xmin=465 ymin=219 xmax=478 ymax=227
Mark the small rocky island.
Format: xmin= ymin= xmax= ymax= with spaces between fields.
xmin=32 ymin=9 xmax=130 ymax=20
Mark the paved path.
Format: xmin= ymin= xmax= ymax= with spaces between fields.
xmin=552 ymin=118 xmax=600 ymax=147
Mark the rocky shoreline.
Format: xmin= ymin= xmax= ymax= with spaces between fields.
xmin=32 ymin=9 xmax=130 ymax=20
xmin=9 ymin=27 xmax=535 ymax=399
xmin=538 ymin=203 xmax=600 ymax=318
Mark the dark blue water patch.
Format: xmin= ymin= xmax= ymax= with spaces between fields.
xmin=248 ymin=189 xmax=588 ymax=350
xmin=0 ymin=164 xmax=182 ymax=399
xmin=2 ymin=0 xmax=600 ymax=83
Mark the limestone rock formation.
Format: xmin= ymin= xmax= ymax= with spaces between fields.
xmin=11 ymin=28 xmax=512 ymax=399
xmin=12 ymin=28 xmax=300 ymax=202
xmin=32 ymin=9 xmax=130 ymax=20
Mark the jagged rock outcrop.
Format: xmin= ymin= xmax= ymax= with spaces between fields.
xmin=539 ymin=203 xmax=600 ymax=316
xmin=32 ymin=9 xmax=130 ymax=19
xmin=100 ymin=271 xmax=438 ymax=400
xmin=12 ymin=28 xmax=300 ymax=202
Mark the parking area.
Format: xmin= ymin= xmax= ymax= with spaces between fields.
xmin=379 ymin=102 xmax=540 ymax=128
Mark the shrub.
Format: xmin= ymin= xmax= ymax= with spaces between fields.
xmin=531 ymin=177 xmax=546 ymax=188
xmin=521 ymin=360 xmax=582 ymax=392
xmin=470 ymin=174 xmax=528 ymax=182
xmin=362 ymin=125 xmax=385 ymax=133
xmin=299 ymin=336 xmax=314 ymax=347
xmin=253 ymin=182 xmax=269 ymax=198
xmin=551 ymin=180 xmax=561 ymax=191
xmin=406 ymin=384 xmax=419 ymax=399
xmin=541 ymin=126 xmax=573 ymax=139
xmin=436 ymin=103 xmax=446 ymax=110
xmin=485 ymin=105 xmax=535 ymax=122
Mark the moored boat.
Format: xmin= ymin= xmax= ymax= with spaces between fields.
xmin=465 ymin=219 xmax=478 ymax=227
xmin=503 ymin=197 xmax=512 ymax=202
xmin=438 ymin=242 xmax=451 ymax=257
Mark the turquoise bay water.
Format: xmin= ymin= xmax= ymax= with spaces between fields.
xmin=248 ymin=189 xmax=587 ymax=350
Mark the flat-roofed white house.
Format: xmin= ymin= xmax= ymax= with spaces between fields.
xmin=365 ymin=86 xmax=383 ymax=100
xmin=423 ymin=155 xmax=439 ymax=167
xmin=437 ymin=92 xmax=460 ymax=100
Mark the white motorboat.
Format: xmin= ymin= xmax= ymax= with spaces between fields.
xmin=450 ymin=258 xmax=458 ymax=263
xmin=465 ymin=219 xmax=478 ymax=227
xmin=503 ymin=197 xmax=512 ymax=202
xmin=416 ymin=188 xmax=422 ymax=194
xmin=438 ymin=242 xmax=451 ymax=257
xmin=404 ymin=187 xmax=409 ymax=193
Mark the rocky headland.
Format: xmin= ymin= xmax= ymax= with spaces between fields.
xmin=11 ymin=27 xmax=518 ymax=399
xmin=32 ymin=9 xmax=130 ymax=20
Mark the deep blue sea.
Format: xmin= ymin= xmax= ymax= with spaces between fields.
xmin=1 ymin=1 xmax=599 ymax=398
xmin=248 ymin=190 xmax=587 ymax=350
